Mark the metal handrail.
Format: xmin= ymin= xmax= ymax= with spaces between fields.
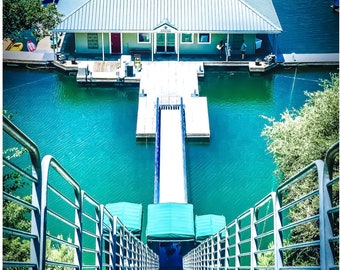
xmin=3 ymin=117 xmax=159 ymax=270
xmin=183 ymin=142 xmax=339 ymax=269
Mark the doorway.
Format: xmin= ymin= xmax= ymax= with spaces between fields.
xmin=156 ymin=33 xmax=176 ymax=53
xmin=110 ymin=33 xmax=121 ymax=54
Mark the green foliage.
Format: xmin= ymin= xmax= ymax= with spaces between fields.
xmin=261 ymin=73 xmax=339 ymax=181
xmin=260 ymin=73 xmax=339 ymax=267
xmin=3 ymin=0 xmax=63 ymax=41
xmin=46 ymin=235 xmax=75 ymax=270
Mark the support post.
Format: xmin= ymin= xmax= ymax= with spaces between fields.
xmin=318 ymin=159 xmax=335 ymax=269
xmin=177 ymin=32 xmax=180 ymax=61
xmin=272 ymin=191 xmax=283 ymax=270
xmin=225 ymin=33 xmax=230 ymax=62
xmin=102 ymin=32 xmax=105 ymax=61
xmin=151 ymin=33 xmax=154 ymax=62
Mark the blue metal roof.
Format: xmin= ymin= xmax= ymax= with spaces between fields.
xmin=54 ymin=0 xmax=282 ymax=33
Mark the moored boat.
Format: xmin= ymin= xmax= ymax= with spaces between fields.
xmin=331 ymin=0 xmax=339 ymax=12
xmin=27 ymin=40 xmax=36 ymax=52
xmin=9 ymin=42 xmax=23 ymax=51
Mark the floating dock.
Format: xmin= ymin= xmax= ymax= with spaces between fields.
xmin=281 ymin=53 xmax=339 ymax=66
xmin=136 ymin=61 xmax=210 ymax=140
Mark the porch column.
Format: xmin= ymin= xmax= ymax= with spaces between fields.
xmin=151 ymin=33 xmax=154 ymax=62
xmin=226 ymin=33 xmax=230 ymax=61
xmin=101 ymin=32 xmax=105 ymax=61
xmin=177 ymin=32 xmax=180 ymax=61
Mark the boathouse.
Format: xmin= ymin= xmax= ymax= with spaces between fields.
xmin=53 ymin=0 xmax=282 ymax=61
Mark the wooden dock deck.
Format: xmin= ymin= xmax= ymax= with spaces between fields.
xmin=136 ymin=61 xmax=210 ymax=140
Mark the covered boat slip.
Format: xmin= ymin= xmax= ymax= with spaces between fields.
xmin=104 ymin=202 xmax=143 ymax=235
xmin=146 ymin=203 xmax=195 ymax=242
xmin=195 ymin=214 xmax=226 ymax=242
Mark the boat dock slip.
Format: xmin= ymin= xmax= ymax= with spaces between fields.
xmin=136 ymin=61 xmax=210 ymax=140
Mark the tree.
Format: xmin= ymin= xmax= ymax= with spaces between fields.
xmin=261 ymin=73 xmax=339 ymax=266
xmin=3 ymin=0 xmax=62 ymax=41
xmin=261 ymin=73 xmax=339 ymax=180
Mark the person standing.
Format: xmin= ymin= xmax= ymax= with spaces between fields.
xmin=240 ymin=40 xmax=247 ymax=60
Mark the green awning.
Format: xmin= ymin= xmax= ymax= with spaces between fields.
xmin=104 ymin=202 xmax=143 ymax=234
xmin=146 ymin=203 xmax=195 ymax=241
xmin=195 ymin=214 xmax=226 ymax=241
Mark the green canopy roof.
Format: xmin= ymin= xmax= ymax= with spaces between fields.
xmin=195 ymin=214 xmax=226 ymax=241
xmin=104 ymin=202 xmax=143 ymax=234
xmin=146 ymin=203 xmax=195 ymax=241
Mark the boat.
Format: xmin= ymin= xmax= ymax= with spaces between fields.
xmin=27 ymin=40 xmax=36 ymax=52
xmin=9 ymin=42 xmax=23 ymax=51
xmin=331 ymin=0 xmax=339 ymax=12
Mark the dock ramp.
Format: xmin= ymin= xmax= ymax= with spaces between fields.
xmin=154 ymin=98 xmax=187 ymax=204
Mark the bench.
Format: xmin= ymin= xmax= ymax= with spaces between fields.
xmin=129 ymin=49 xmax=151 ymax=55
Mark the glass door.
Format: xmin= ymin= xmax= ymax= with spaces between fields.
xmin=156 ymin=33 xmax=176 ymax=53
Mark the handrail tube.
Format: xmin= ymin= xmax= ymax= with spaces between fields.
xmin=82 ymin=212 xmax=99 ymax=223
xmin=254 ymin=229 xmax=274 ymax=240
xmin=279 ymin=240 xmax=320 ymax=251
xmin=3 ymin=261 xmax=38 ymax=268
xmin=279 ymin=214 xmax=319 ymax=232
xmin=46 ymin=208 xmax=80 ymax=229
xmin=327 ymin=206 xmax=340 ymax=214
xmin=3 ymin=192 xmax=38 ymax=211
xmin=45 ymin=259 xmax=79 ymax=269
xmin=82 ymin=228 xmax=99 ymax=239
xmin=46 ymin=233 xmax=79 ymax=249
xmin=154 ymin=97 xmax=160 ymax=203
xmin=254 ymin=212 xmax=274 ymax=226
xmin=324 ymin=141 xmax=339 ymax=180
xmin=278 ymin=189 xmax=319 ymax=213
xmin=327 ymin=175 xmax=339 ymax=187
xmin=3 ymin=226 xmax=38 ymax=240
xmin=3 ymin=158 xmax=38 ymax=183
xmin=277 ymin=161 xmax=322 ymax=194
xmin=47 ymin=184 xmax=79 ymax=210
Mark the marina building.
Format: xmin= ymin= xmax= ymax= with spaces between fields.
xmin=53 ymin=0 xmax=282 ymax=61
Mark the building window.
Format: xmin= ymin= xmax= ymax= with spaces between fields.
xmin=198 ymin=33 xmax=210 ymax=44
xmin=181 ymin=33 xmax=193 ymax=43
xmin=87 ymin=33 xmax=98 ymax=49
xmin=138 ymin=33 xmax=150 ymax=43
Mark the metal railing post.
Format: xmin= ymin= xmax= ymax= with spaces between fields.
xmin=272 ymin=191 xmax=283 ymax=270
xmin=319 ymin=142 xmax=339 ymax=269
xmin=250 ymin=208 xmax=257 ymax=269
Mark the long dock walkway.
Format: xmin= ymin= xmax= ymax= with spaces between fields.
xmin=136 ymin=61 xmax=210 ymax=140
xmin=157 ymin=104 xmax=187 ymax=203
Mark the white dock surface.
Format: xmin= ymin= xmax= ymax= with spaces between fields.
xmin=159 ymin=109 xmax=187 ymax=203
xmin=136 ymin=61 xmax=210 ymax=139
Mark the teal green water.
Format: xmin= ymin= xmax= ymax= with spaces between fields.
xmin=3 ymin=66 xmax=336 ymax=234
